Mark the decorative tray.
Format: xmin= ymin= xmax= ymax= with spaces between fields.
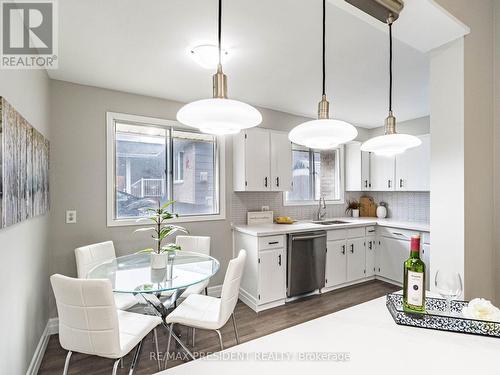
xmin=386 ymin=293 xmax=500 ymax=338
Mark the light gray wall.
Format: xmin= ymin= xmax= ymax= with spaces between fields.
xmin=48 ymin=80 xmax=319 ymax=317
xmin=436 ymin=0 xmax=496 ymax=302
xmin=495 ymin=0 xmax=500 ymax=305
xmin=0 ymin=69 xmax=50 ymax=374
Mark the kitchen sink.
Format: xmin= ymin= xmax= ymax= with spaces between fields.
xmin=312 ymin=220 xmax=349 ymax=225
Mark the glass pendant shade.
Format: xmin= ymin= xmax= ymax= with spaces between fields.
xmin=288 ymin=118 xmax=358 ymax=150
xmin=360 ymin=133 xmax=421 ymax=156
xmin=177 ymin=98 xmax=262 ymax=135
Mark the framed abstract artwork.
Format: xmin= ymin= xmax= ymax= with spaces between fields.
xmin=0 ymin=97 xmax=49 ymax=228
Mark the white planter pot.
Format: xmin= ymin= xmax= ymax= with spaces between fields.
xmin=150 ymin=252 xmax=168 ymax=269
xmin=352 ymin=209 xmax=360 ymax=218
xmin=376 ymin=205 xmax=387 ymax=219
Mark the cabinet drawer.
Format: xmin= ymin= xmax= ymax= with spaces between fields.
xmin=327 ymin=229 xmax=347 ymax=241
xmin=258 ymin=235 xmax=285 ymax=250
xmin=378 ymin=227 xmax=418 ymax=240
xmin=365 ymin=226 xmax=376 ymax=236
xmin=347 ymin=227 xmax=366 ymax=239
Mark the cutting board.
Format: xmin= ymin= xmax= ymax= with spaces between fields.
xmin=359 ymin=196 xmax=377 ymax=217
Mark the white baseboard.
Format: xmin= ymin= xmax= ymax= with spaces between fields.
xmin=26 ymin=320 xmax=52 ymax=375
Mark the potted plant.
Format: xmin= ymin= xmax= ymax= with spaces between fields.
xmin=135 ymin=200 xmax=188 ymax=270
xmin=345 ymin=199 xmax=361 ymax=218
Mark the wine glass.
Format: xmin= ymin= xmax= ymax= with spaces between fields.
xmin=434 ymin=270 xmax=463 ymax=315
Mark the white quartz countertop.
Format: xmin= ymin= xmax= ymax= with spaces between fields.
xmin=232 ymin=217 xmax=429 ymax=236
xmin=157 ymin=295 xmax=499 ymax=375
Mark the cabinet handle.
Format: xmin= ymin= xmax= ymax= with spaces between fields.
xmin=399 ymin=179 xmax=403 ymax=188
xmin=369 ymin=241 xmax=373 ymax=250
xmin=268 ymin=241 xmax=279 ymax=245
xmin=364 ymin=180 xmax=368 ymax=188
xmin=276 ymin=177 xmax=280 ymax=187
xmin=264 ymin=177 xmax=268 ymax=187
xmin=350 ymin=244 xmax=354 ymax=253
xmin=341 ymin=245 xmax=346 ymax=255
xmin=388 ymin=180 xmax=392 ymax=188
xmin=278 ymin=254 xmax=282 ymax=266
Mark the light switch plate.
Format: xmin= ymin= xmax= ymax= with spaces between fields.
xmin=66 ymin=210 xmax=77 ymax=224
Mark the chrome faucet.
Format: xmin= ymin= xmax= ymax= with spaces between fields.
xmin=316 ymin=196 xmax=327 ymax=221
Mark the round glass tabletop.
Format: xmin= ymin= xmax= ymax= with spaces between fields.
xmin=87 ymin=251 xmax=220 ymax=294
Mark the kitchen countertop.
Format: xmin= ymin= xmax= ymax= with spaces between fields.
xmin=157 ymin=294 xmax=498 ymax=375
xmin=232 ymin=217 xmax=430 ymax=236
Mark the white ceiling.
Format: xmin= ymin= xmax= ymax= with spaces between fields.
xmin=50 ymin=0 xmax=435 ymax=128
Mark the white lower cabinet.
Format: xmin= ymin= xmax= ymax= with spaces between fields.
xmin=325 ymin=229 xmax=368 ymax=288
xmin=378 ymin=237 xmax=407 ymax=282
xmin=347 ymin=238 xmax=366 ymax=282
xmin=258 ymin=248 xmax=286 ymax=305
xmin=325 ymin=240 xmax=347 ymax=287
xmin=365 ymin=235 xmax=376 ymax=277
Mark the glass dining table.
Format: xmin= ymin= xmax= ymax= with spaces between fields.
xmin=87 ymin=250 xmax=220 ymax=360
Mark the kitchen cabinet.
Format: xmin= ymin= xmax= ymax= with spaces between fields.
xmin=325 ymin=240 xmax=347 ymax=287
xmin=365 ymin=226 xmax=377 ymax=277
xmin=378 ymin=237 xmax=407 ymax=282
xmin=270 ymin=131 xmax=293 ymax=191
xmin=345 ymin=142 xmax=371 ymax=191
xmin=370 ymin=154 xmax=396 ymax=191
xmin=347 ymin=238 xmax=366 ymax=282
xmin=395 ymin=134 xmax=430 ymax=191
xmin=345 ymin=135 xmax=430 ymax=192
xmin=233 ymin=128 xmax=292 ymax=192
xmin=258 ymin=248 xmax=286 ymax=304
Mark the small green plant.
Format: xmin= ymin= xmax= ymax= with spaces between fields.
xmin=135 ymin=200 xmax=188 ymax=254
xmin=345 ymin=199 xmax=361 ymax=216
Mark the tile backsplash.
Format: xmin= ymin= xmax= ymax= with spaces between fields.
xmin=230 ymin=191 xmax=429 ymax=225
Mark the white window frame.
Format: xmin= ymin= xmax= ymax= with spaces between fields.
xmin=283 ymin=145 xmax=345 ymax=206
xmin=106 ymin=111 xmax=226 ymax=227
xmin=174 ymin=151 xmax=184 ymax=183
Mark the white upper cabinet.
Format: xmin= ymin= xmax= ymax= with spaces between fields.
xmin=270 ymin=131 xmax=293 ymax=191
xmin=345 ymin=135 xmax=430 ymax=192
xmin=395 ymin=134 xmax=430 ymax=191
xmin=370 ymin=154 xmax=396 ymax=191
xmin=233 ymin=128 xmax=292 ymax=192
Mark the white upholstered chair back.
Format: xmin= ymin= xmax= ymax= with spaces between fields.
xmin=75 ymin=241 xmax=116 ymax=278
xmin=50 ymin=274 xmax=121 ymax=358
xmin=219 ymin=250 xmax=246 ymax=325
xmin=175 ymin=235 xmax=211 ymax=255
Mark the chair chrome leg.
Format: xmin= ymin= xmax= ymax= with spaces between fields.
xmin=112 ymin=359 xmax=121 ymax=375
xmin=153 ymin=328 xmax=161 ymax=371
xmin=192 ymin=327 xmax=196 ymax=347
xmin=120 ymin=358 xmax=124 ymax=368
xmin=164 ymin=323 xmax=174 ymax=369
xmin=129 ymin=339 xmax=144 ymax=375
xmin=215 ymin=329 xmax=224 ymax=351
xmin=232 ymin=313 xmax=240 ymax=344
xmin=62 ymin=351 xmax=72 ymax=375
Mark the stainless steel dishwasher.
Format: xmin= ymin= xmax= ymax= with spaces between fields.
xmin=287 ymin=231 xmax=327 ymax=298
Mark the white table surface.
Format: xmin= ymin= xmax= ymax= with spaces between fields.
xmin=157 ymin=296 xmax=500 ymax=374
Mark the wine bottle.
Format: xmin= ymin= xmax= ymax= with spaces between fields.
xmin=403 ymin=235 xmax=426 ymax=314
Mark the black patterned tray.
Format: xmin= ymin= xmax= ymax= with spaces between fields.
xmin=386 ymin=293 xmax=500 ymax=338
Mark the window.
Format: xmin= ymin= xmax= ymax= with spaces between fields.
xmin=284 ymin=145 xmax=344 ymax=205
xmin=107 ymin=112 xmax=224 ymax=225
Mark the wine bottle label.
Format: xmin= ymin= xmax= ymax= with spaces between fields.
xmin=407 ymin=271 xmax=424 ymax=306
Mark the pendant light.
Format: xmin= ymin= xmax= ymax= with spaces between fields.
xmin=288 ymin=0 xmax=358 ymax=150
xmin=360 ymin=15 xmax=421 ymax=156
xmin=177 ymin=0 xmax=262 ymax=135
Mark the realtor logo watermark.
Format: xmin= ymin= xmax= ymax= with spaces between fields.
xmin=1 ymin=0 xmax=58 ymax=69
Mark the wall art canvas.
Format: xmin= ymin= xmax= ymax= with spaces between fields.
xmin=0 ymin=97 xmax=49 ymax=228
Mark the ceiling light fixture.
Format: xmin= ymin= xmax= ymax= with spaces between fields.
xmin=288 ymin=0 xmax=358 ymax=150
xmin=360 ymin=11 xmax=421 ymax=156
xmin=190 ymin=44 xmax=229 ymax=70
xmin=177 ymin=0 xmax=262 ymax=135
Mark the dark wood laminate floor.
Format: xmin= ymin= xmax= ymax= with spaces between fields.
xmin=38 ymin=280 xmax=398 ymax=375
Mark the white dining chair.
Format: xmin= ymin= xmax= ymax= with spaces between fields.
xmin=74 ymin=241 xmax=138 ymax=311
xmin=50 ymin=274 xmax=163 ymax=375
xmin=164 ymin=250 xmax=246 ymax=368
xmin=175 ymin=235 xmax=211 ymax=297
